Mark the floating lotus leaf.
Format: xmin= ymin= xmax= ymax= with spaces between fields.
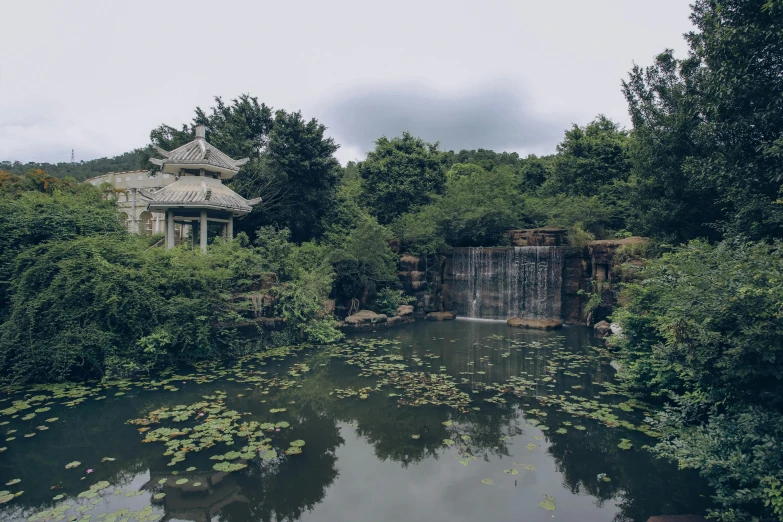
xmin=275 ymin=421 xmax=290 ymax=429
xmin=525 ymin=464 xmax=536 ymax=471
xmin=65 ymin=461 xmax=81 ymax=469
xmin=503 ymin=469 xmax=519 ymax=475
xmin=290 ymin=440 xmax=305 ymax=447
xmin=411 ymin=434 xmax=420 ymax=440
xmin=539 ymin=495 xmax=556 ymax=511
xmin=153 ymin=493 xmax=165 ymax=500
xmin=443 ymin=439 xmax=455 ymax=446
xmin=52 ymin=494 xmax=64 ymax=500
xmin=175 ymin=478 xmax=188 ymax=485
xmin=285 ymin=446 xmax=303 ymax=455
xmin=101 ymin=457 xmax=116 ymax=462
xmin=261 ymin=449 xmax=277 ymax=460
xmin=618 ymin=439 xmax=632 ymax=450
xmin=481 ymin=478 xmax=493 ymax=485
xmin=158 ymin=478 xmax=167 ymax=485
xmin=5 ymin=479 xmax=20 ymax=486
xmin=460 ymin=435 xmax=471 ymax=441
xmin=526 ymin=443 xmax=536 ymax=451
xmin=269 ymin=408 xmax=286 ymax=414
xmin=186 ymin=466 xmax=196 ymax=471
xmin=0 ymin=493 xmax=13 ymax=504
xmin=212 ymin=461 xmax=247 ymax=472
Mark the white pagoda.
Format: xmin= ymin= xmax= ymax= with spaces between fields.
xmin=147 ymin=124 xmax=260 ymax=251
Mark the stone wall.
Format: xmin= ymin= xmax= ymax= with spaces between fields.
xmin=506 ymin=228 xmax=567 ymax=247
xmin=397 ymin=254 xmax=445 ymax=316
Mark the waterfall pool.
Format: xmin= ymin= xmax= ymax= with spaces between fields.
xmin=0 ymin=321 xmax=712 ymax=522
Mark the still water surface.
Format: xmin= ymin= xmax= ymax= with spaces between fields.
xmin=0 ymin=321 xmax=712 ymax=522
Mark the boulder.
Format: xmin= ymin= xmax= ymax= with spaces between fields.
xmin=594 ymin=320 xmax=612 ymax=338
xmin=396 ymin=305 xmax=414 ymax=317
xmin=426 ymin=311 xmax=456 ymax=321
xmin=507 ymin=317 xmax=562 ymax=330
xmin=344 ymin=310 xmax=388 ymax=325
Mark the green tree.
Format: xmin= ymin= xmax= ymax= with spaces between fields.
xmin=149 ymin=95 xmax=340 ymax=243
xmin=623 ymin=0 xmax=783 ymax=241
xmin=359 ymin=132 xmax=445 ymax=224
xmin=541 ymin=115 xmax=631 ymax=198
xmin=328 ymin=216 xmax=399 ymax=303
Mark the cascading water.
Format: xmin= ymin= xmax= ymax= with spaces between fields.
xmin=448 ymin=247 xmax=564 ymax=320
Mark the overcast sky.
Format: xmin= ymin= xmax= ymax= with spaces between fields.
xmin=0 ymin=0 xmax=694 ymax=166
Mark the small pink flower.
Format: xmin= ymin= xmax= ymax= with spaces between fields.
xmin=275 ymin=428 xmax=281 ymax=432
xmin=86 ymin=469 xmax=94 ymax=474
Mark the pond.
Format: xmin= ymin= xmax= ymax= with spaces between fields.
xmin=0 ymin=320 xmax=712 ymax=522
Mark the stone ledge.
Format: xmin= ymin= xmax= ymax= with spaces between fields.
xmin=507 ymin=317 xmax=563 ymax=330
xmin=426 ymin=311 xmax=456 ymax=321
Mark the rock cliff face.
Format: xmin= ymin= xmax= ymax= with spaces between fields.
xmin=506 ymin=228 xmax=567 ymax=247
xmin=393 ymin=232 xmax=645 ymax=326
xmin=397 ymin=254 xmax=444 ymax=316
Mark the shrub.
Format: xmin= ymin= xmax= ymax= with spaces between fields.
xmin=612 ymin=239 xmax=783 ymax=520
xmin=373 ymin=288 xmax=415 ymax=316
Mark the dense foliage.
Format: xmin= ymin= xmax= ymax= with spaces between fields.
xmin=613 ymin=241 xmax=783 ymax=520
xmin=0 ymin=174 xmax=340 ymax=383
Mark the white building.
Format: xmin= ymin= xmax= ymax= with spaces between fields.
xmin=85 ymin=170 xmax=177 ymax=235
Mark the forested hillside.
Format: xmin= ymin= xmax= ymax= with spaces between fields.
xmin=0 ymin=149 xmax=146 ymax=181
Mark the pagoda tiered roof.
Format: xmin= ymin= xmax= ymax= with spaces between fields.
xmin=149 ymin=125 xmax=249 ymax=178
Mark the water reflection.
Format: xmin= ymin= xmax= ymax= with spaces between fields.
xmin=0 ymin=321 xmax=712 ymax=522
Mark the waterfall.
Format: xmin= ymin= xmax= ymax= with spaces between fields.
xmin=448 ymin=247 xmax=564 ymax=320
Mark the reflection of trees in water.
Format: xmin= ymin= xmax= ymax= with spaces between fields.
xmin=219 ymin=403 xmax=343 ymax=522
xmin=538 ymin=407 xmax=713 ymax=522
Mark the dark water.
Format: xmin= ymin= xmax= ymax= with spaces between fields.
xmin=0 ymin=321 xmax=712 ymax=522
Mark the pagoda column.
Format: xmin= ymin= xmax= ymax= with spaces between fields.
xmin=200 ymin=210 xmax=208 ymax=252
xmin=227 ymin=215 xmax=234 ymax=239
xmin=166 ymin=211 xmax=175 ymax=249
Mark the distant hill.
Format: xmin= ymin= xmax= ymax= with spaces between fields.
xmin=0 ymin=149 xmax=147 ymax=182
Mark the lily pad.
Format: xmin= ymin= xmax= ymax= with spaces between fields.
xmin=289 ymin=440 xmax=305 ymax=447
xmin=539 ymin=494 xmax=557 ymax=511
xmin=153 ymin=493 xmax=165 ymax=500
xmin=5 ymin=479 xmax=20 ymax=486
xmin=65 ymin=461 xmax=81 ymax=469
xmin=481 ymin=478 xmax=494 ymax=485
xmin=175 ymin=478 xmax=188 ymax=485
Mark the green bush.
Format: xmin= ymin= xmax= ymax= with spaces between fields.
xmin=328 ymin=216 xmax=399 ymax=302
xmin=373 ymin=288 xmax=415 ymax=316
xmin=612 ymin=239 xmax=783 ymax=520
